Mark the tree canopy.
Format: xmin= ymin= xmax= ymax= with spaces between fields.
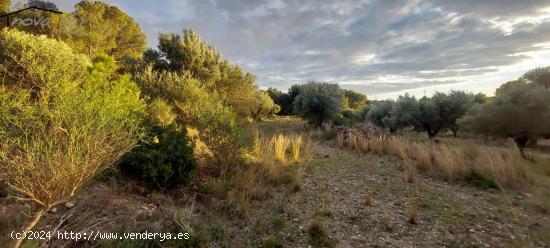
xmin=293 ymin=82 xmax=344 ymax=126
xmin=343 ymin=89 xmax=368 ymax=110
xmin=0 ymin=0 xmax=10 ymax=13
xmin=142 ymin=29 xmax=258 ymax=118
xmin=461 ymin=78 xmax=550 ymax=153
xmin=366 ymin=91 xmax=475 ymax=137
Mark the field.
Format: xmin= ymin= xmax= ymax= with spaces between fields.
xmin=2 ymin=117 xmax=548 ymax=247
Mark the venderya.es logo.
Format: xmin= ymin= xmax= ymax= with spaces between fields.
xmin=0 ymin=5 xmax=62 ymax=29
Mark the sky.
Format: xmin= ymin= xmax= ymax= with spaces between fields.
xmin=15 ymin=0 xmax=550 ymax=99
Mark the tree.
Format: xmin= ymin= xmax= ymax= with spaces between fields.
xmin=416 ymin=96 xmax=442 ymax=138
xmin=293 ymin=82 xmax=344 ymax=126
xmin=0 ymin=0 xmax=10 ymax=13
xmin=388 ymin=93 xmax=420 ymax=131
xmin=472 ymin=92 xmax=487 ymax=104
xmin=25 ymin=0 xmax=57 ymax=10
xmin=461 ymin=79 xmax=550 ymax=156
xmin=266 ymin=87 xmax=293 ymax=115
xmin=374 ymin=91 xmax=472 ymax=138
xmin=145 ymin=29 xmax=258 ymax=118
xmin=265 ymin=84 xmax=307 ymax=116
xmin=288 ymin=84 xmax=305 ymax=101
xmin=366 ymin=100 xmax=395 ymax=131
xmin=250 ymin=90 xmax=279 ymax=121
xmin=521 ymin=66 xmax=550 ymax=88
xmin=0 ymin=30 xmax=145 ymax=248
xmin=343 ymin=89 xmax=367 ymax=110
xmin=432 ymin=91 xmax=471 ymax=137
xmin=57 ymin=0 xmax=146 ymax=60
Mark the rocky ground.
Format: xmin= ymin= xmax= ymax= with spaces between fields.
xmin=226 ymin=144 xmax=549 ymax=247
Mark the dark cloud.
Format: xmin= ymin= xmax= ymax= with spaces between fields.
xmin=48 ymin=0 xmax=550 ymax=97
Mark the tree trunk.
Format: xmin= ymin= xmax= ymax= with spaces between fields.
xmin=513 ymin=136 xmax=529 ymax=159
xmin=451 ymin=127 xmax=459 ymax=138
xmin=425 ymin=125 xmax=440 ymax=139
xmin=12 ymin=207 xmax=46 ymax=248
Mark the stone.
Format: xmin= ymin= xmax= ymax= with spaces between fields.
xmin=65 ymin=201 xmax=75 ymax=209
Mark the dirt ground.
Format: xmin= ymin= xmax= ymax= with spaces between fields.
xmin=2 ymin=119 xmax=550 ymax=247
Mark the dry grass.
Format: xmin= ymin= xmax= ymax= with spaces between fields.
xmin=208 ymin=131 xmax=311 ymax=217
xmin=290 ymin=135 xmax=303 ymax=162
xmin=407 ymin=203 xmax=418 ymax=224
xmin=334 ymin=130 xmax=537 ymax=190
xmin=336 ymin=131 xmax=345 ymax=148
xmin=364 ymin=188 xmax=373 ymax=206
xmin=403 ymin=158 xmax=416 ymax=184
xmin=274 ymin=134 xmax=290 ymax=164
xmin=432 ymin=145 xmax=468 ymax=182
xmin=173 ymin=199 xmax=196 ymax=232
xmin=411 ymin=143 xmax=432 ymax=172
xmin=307 ymin=219 xmax=336 ymax=248
xmin=255 ymin=133 xmax=311 ymax=165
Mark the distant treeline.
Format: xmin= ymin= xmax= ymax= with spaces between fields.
xmin=265 ymin=67 xmax=550 ymax=154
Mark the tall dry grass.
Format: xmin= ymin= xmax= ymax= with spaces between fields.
xmin=290 ymin=135 xmax=303 ymax=162
xmin=335 ymin=130 xmax=534 ymax=190
xmin=213 ymin=132 xmax=311 ymax=216
xmin=256 ymin=133 xmax=311 ymax=165
xmin=273 ymin=134 xmax=290 ymax=164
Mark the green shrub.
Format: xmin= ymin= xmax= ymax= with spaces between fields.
xmin=133 ymin=68 xmax=250 ymax=172
xmin=0 ymin=29 xmax=145 ymax=246
xmin=121 ymin=122 xmax=196 ymax=188
xmin=465 ymin=171 xmax=497 ymax=189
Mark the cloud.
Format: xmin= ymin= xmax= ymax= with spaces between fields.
xmin=42 ymin=0 xmax=550 ymax=98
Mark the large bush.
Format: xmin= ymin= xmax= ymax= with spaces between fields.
xmin=293 ymin=82 xmax=344 ymax=126
xmin=121 ymin=123 xmax=196 ymax=188
xmin=0 ymin=29 xmax=144 ymax=245
xmin=133 ymin=68 xmax=249 ymax=171
xmin=120 ymin=99 xmax=196 ymax=188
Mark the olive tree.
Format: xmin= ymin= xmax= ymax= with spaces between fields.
xmin=250 ymin=90 xmax=280 ymax=121
xmin=416 ymin=96 xmax=442 ymax=138
xmin=0 ymin=30 xmax=144 ymax=247
xmin=293 ymin=82 xmax=344 ymax=127
xmin=388 ymin=93 xmax=420 ymax=131
xmin=366 ymin=100 xmax=395 ymax=131
xmin=431 ymin=91 xmax=471 ymax=137
xmin=461 ymin=79 xmax=550 ymax=155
